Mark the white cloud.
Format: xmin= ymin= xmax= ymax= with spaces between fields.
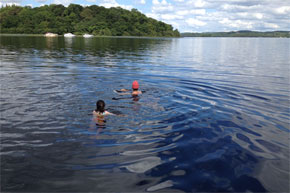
xmin=235 ymin=12 xmax=264 ymax=20
xmin=274 ymin=6 xmax=290 ymax=14
xmin=152 ymin=0 xmax=171 ymax=7
xmin=186 ymin=0 xmax=208 ymax=8
xmin=161 ymin=14 xmax=183 ymax=20
xmin=264 ymin=23 xmax=279 ymax=29
xmin=254 ymin=13 xmax=263 ymax=19
xmin=147 ymin=0 xmax=290 ymax=32
xmin=99 ymin=0 xmax=132 ymax=10
xmin=53 ymin=0 xmax=74 ymax=6
xmin=219 ymin=18 xmax=253 ymax=29
xmin=85 ymin=0 xmax=96 ymax=3
xmin=194 ymin=0 xmax=206 ymax=8
xmin=176 ymin=10 xmax=188 ymax=16
xmin=176 ymin=9 xmax=206 ymax=16
xmin=0 ymin=2 xmax=19 ymax=7
xmin=35 ymin=0 xmax=47 ymax=2
xmin=161 ymin=0 xmax=167 ymax=5
xmin=145 ymin=12 xmax=159 ymax=20
xmin=0 ymin=0 xmax=21 ymax=7
xmin=152 ymin=0 xmax=159 ymax=5
xmin=140 ymin=0 xmax=146 ymax=4
xmin=191 ymin=9 xmax=206 ymax=15
xmin=152 ymin=0 xmax=174 ymax=13
xmin=186 ymin=18 xmax=206 ymax=27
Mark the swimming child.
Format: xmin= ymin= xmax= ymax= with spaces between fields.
xmin=93 ymin=100 xmax=114 ymax=125
xmin=116 ymin=80 xmax=142 ymax=96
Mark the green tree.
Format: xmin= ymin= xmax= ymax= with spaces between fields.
xmin=80 ymin=7 xmax=94 ymax=20
xmin=0 ymin=4 xmax=180 ymax=37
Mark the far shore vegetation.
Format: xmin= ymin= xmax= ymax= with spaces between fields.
xmin=181 ymin=31 xmax=290 ymax=38
xmin=1 ymin=4 xmax=288 ymax=38
xmin=0 ymin=4 xmax=180 ymax=37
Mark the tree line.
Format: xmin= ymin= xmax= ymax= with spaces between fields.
xmin=181 ymin=31 xmax=290 ymax=38
xmin=0 ymin=4 xmax=180 ymax=37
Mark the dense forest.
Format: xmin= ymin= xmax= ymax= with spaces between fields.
xmin=0 ymin=4 xmax=180 ymax=37
xmin=181 ymin=31 xmax=290 ymax=38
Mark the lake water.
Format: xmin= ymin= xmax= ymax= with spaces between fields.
xmin=0 ymin=35 xmax=289 ymax=192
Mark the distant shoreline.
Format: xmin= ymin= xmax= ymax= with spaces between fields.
xmin=1 ymin=33 xmax=289 ymax=38
xmin=0 ymin=33 xmax=180 ymax=39
xmin=181 ymin=31 xmax=290 ymax=38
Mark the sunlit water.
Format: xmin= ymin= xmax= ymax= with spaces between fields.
xmin=0 ymin=35 xmax=289 ymax=192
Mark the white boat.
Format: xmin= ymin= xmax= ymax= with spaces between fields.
xmin=83 ymin=34 xmax=93 ymax=38
xmin=64 ymin=33 xmax=75 ymax=37
xmin=45 ymin=32 xmax=58 ymax=37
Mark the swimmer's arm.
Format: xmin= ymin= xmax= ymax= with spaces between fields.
xmin=105 ymin=110 xmax=127 ymax=117
xmin=117 ymin=92 xmax=132 ymax=95
xmin=114 ymin=89 xmax=131 ymax=95
xmin=105 ymin=111 xmax=115 ymax=115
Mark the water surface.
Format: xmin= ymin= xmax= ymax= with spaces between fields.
xmin=0 ymin=35 xmax=289 ymax=192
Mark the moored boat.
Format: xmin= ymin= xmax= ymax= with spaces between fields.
xmin=64 ymin=33 xmax=75 ymax=37
xmin=45 ymin=32 xmax=58 ymax=37
xmin=83 ymin=34 xmax=93 ymax=38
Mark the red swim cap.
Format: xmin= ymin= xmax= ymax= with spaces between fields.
xmin=132 ymin=80 xmax=139 ymax=89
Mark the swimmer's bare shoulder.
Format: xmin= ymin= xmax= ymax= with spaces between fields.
xmin=132 ymin=90 xmax=142 ymax=96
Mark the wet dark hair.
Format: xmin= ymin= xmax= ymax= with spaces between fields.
xmin=96 ymin=100 xmax=105 ymax=113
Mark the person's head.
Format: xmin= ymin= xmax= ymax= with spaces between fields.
xmin=132 ymin=80 xmax=139 ymax=91
xmin=96 ymin=100 xmax=105 ymax=113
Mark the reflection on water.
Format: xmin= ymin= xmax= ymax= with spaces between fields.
xmin=0 ymin=35 xmax=289 ymax=192
xmin=122 ymin=156 xmax=162 ymax=173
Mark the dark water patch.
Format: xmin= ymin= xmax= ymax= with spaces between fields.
xmin=148 ymin=135 xmax=267 ymax=192
xmin=256 ymin=139 xmax=281 ymax=153
xmin=232 ymin=175 xmax=267 ymax=192
xmin=236 ymin=133 xmax=252 ymax=144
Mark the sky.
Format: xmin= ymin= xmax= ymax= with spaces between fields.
xmin=1 ymin=0 xmax=290 ymax=32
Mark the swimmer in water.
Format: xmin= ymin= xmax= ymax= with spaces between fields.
xmin=115 ymin=80 xmax=142 ymax=96
xmin=89 ymin=100 xmax=126 ymax=137
xmin=93 ymin=100 xmax=114 ymax=126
